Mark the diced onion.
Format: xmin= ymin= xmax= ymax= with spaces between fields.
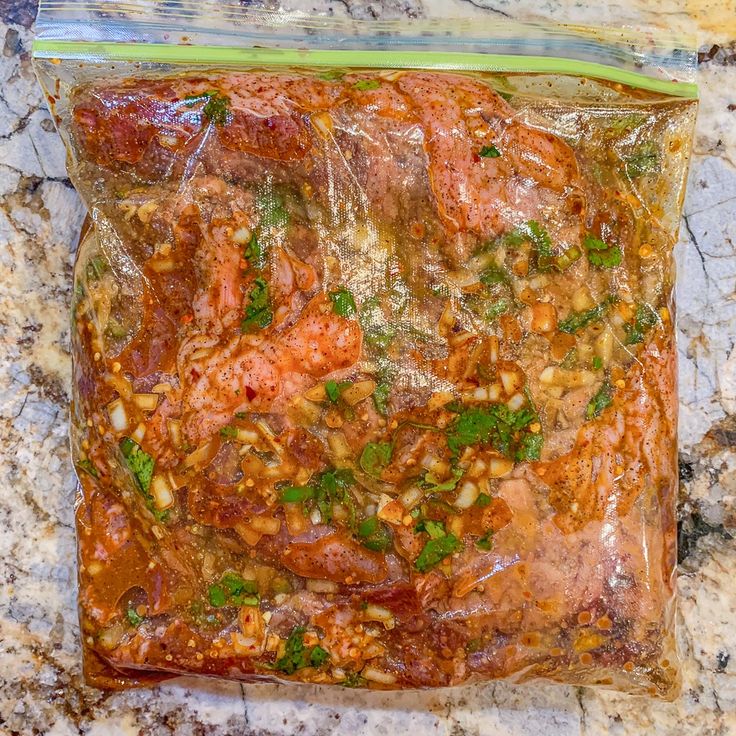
xmin=362 ymin=604 xmax=395 ymax=629
xmin=148 ymin=257 xmax=177 ymax=273
xmin=489 ymin=457 xmax=515 ymax=478
xmin=309 ymin=508 xmax=322 ymax=525
xmin=341 ymin=380 xmax=376 ymax=406
xmin=133 ymin=393 xmax=159 ymax=412
xmin=234 ymin=523 xmax=262 ymax=547
xmin=98 ymin=621 xmax=127 ymax=651
xmin=507 ymin=392 xmax=527 ymax=411
xmin=130 ymin=422 xmax=146 ymax=444
xmin=572 ymin=287 xmax=594 ymax=311
xmin=167 ymin=419 xmax=182 ymax=448
xmin=304 ymin=383 xmax=327 ymax=402
xmin=531 ymin=302 xmax=557 ymax=333
xmin=284 ymin=505 xmax=309 ymax=536
xmin=398 ymin=485 xmax=423 ymax=510
xmin=249 ymin=515 xmax=281 ymax=535
xmin=454 ymin=480 xmax=480 ymax=509
xmin=362 ymin=666 xmax=397 ymax=685
xmin=232 ymin=226 xmax=252 ymax=244
xmin=488 ymin=336 xmax=499 ymax=364
xmin=150 ymin=475 xmax=174 ymax=510
xmin=377 ymin=495 xmax=404 ymax=524
xmin=540 ymin=367 xmax=595 ymax=388
xmin=427 ymin=391 xmax=454 ymax=411
xmin=306 ymin=579 xmax=339 ymax=594
xmin=500 ymin=370 xmax=523 ymax=395
xmin=328 ymin=432 xmax=351 ymax=460
xmin=236 ymin=428 xmax=260 ymax=444
xmin=183 ymin=439 xmax=218 ymax=469
xmin=151 ymin=382 xmax=172 ymax=394
xmin=190 ymin=347 xmax=213 ymax=361
xmin=136 ymin=201 xmax=158 ymax=223
xmin=107 ymin=398 xmax=128 ymax=432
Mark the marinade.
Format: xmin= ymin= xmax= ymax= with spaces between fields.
xmin=60 ymin=67 xmax=696 ymax=696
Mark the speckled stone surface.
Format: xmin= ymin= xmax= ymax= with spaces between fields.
xmin=1 ymin=1 xmax=735 ymax=734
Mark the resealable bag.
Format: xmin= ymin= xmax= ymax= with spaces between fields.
xmin=34 ymin=0 xmax=697 ymax=697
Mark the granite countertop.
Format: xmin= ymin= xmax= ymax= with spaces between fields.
xmin=1 ymin=1 xmax=735 ymax=734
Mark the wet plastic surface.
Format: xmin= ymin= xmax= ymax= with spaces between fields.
xmin=42 ymin=65 xmax=696 ymax=696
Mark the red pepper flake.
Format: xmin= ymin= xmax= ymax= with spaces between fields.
xmin=245 ymin=385 xmax=256 ymax=401
xmin=180 ymin=313 xmax=193 ymax=324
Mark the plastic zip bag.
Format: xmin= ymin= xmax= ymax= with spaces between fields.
xmin=33 ymin=1 xmax=697 ymax=696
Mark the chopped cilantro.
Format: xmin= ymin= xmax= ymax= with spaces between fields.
xmin=325 ymin=379 xmax=351 ymax=403
xmin=234 ymin=411 xmax=248 ymax=420
xmin=515 ymin=431 xmax=543 ymax=462
xmin=256 ymin=191 xmax=289 ymax=229
xmin=243 ymin=233 xmax=266 ymax=270
xmin=419 ymin=467 xmax=463 ymax=492
xmin=219 ymin=425 xmax=238 ymax=440
xmin=624 ymin=142 xmax=660 ymax=178
xmin=85 ymin=255 xmax=108 ymax=282
xmin=584 ymin=234 xmax=622 ymax=269
xmin=272 ymin=626 xmax=329 ymax=674
xmin=479 ymin=263 xmax=509 ymax=285
xmin=208 ymin=572 xmax=259 ymax=608
xmin=560 ymin=348 xmax=578 ymax=369
xmin=119 ymin=437 xmax=154 ymax=495
xmin=479 ymin=145 xmax=501 ymax=158
xmin=342 ymin=671 xmax=367 ymax=688
xmin=475 ymin=530 xmax=494 ymax=551
xmin=558 ymin=296 xmax=615 ymax=334
xmin=319 ymin=69 xmax=345 ymax=81
xmin=126 ymin=608 xmax=144 ymax=627
xmin=359 ymin=441 xmax=393 ymax=478
xmin=372 ymin=382 xmax=391 ymax=415
xmin=586 ymin=380 xmax=614 ymax=420
xmin=475 ymin=492 xmax=492 ymax=507
xmin=241 ymin=276 xmax=273 ymax=333
xmin=446 ymin=404 xmax=537 ymax=459
xmin=415 ymin=531 xmax=461 ymax=573
xmin=357 ymin=516 xmax=392 ymax=552
xmin=279 ymin=485 xmax=316 ymax=503
xmin=592 ymin=356 xmax=603 ymax=371
xmin=624 ymin=303 xmax=659 ymax=345
xmin=486 ymin=297 xmax=510 ymax=321
xmin=415 ymin=519 xmax=447 ymax=539
xmin=329 ymin=287 xmax=357 ymax=317
xmin=183 ymin=90 xmax=231 ymax=126
xmin=353 ymin=79 xmax=381 ymax=91
xmin=522 ymin=220 xmax=554 ymax=267
xmin=77 ymin=458 xmax=99 ymax=479
xmin=282 ymin=468 xmax=356 ymax=527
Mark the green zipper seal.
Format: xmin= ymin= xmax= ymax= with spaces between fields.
xmin=32 ymin=39 xmax=698 ymax=99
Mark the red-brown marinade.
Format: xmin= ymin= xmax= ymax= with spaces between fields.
xmin=67 ymin=69 xmax=695 ymax=696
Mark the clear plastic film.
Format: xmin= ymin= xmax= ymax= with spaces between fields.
xmin=34 ymin=0 xmax=697 ymax=696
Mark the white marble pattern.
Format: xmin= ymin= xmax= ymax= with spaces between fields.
xmin=0 ymin=1 xmax=735 ymax=734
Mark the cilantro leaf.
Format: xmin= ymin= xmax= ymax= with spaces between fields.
xmin=415 ymin=533 xmax=461 ymax=573
xmin=329 ymin=287 xmax=357 ymax=317
xmin=592 ymin=356 xmax=603 ymax=371
xmin=584 ymin=234 xmax=622 ymax=269
xmin=372 ymin=382 xmax=391 ymax=415
xmin=475 ymin=530 xmax=493 ymax=551
xmin=446 ymin=404 xmax=536 ymax=458
xmin=208 ymin=572 xmax=259 ymax=608
xmin=219 ymin=425 xmax=238 ymax=440
xmin=279 ymin=485 xmax=316 ymax=503
xmin=325 ymin=380 xmax=351 ymax=403
xmin=184 ymin=91 xmax=231 ymax=126
xmin=624 ymin=142 xmax=660 ymax=179
xmin=357 ymin=516 xmax=393 ymax=552
xmin=515 ymin=431 xmax=543 ymax=462
xmin=359 ymin=441 xmax=393 ymax=478
xmin=486 ymin=297 xmax=510 ymax=321
xmin=420 ymin=467 xmax=463 ymax=492
xmin=77 ymin=458 xmax=99 ymax=479
xmin=353 ymin=79 xmax=381 ymax=91
xmin=586 ymin=381 xmax=614 ymax=420
xmin=126 ymin=608 xmax=144 ymax=627
xmin=256 ymin=191 xmax=290 ymax=229
xmin=475 ymin=492 xmax=492 ymax=507
xmin=243 ymin=233 xmax=266 ymax=270
xmin=479 ymin=145 xmax=501 ymax=158
xmin=241 ymin=276 xmax=273 ymax=333
xmin=415 ymin=519 xmax=447 ymax=539
xmin=558 ymin=296 xmax=615 ymax=334
xmin=119 ymin=437 xmax=154 ymax=494
xmin=479 ymin=263 xmax=509 ymax=286
xmin=624 ymin=303 xmax=659 ymax=345
xmin=273 ymin=626 xmax=329 ymax=674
